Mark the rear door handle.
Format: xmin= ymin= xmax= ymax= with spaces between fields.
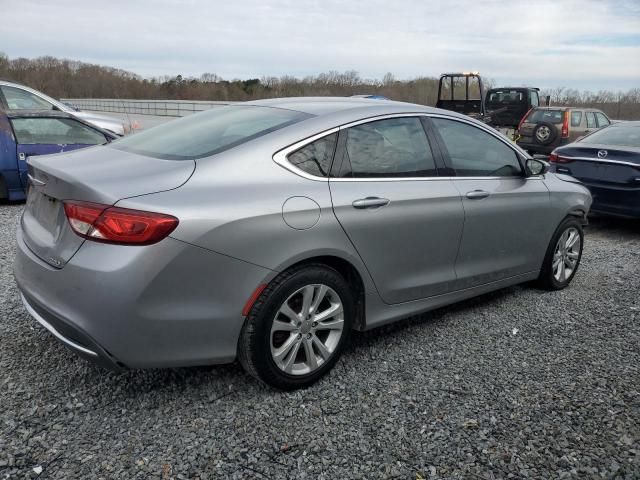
xmin=466 ymin=190 xmax=491 ymax=200
xmin=352 ymin=197 xmax=390 ymax=209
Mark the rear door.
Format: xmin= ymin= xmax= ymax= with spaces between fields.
xmin=330 ymin=115 xmax=464 ymax=304
xmin=10 ymin=116 xmax=110 ymax=189
xmin=430 ymin=116 xmax=552 ymax=289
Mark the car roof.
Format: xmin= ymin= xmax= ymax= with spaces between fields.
xmin=4 ymin=109 xmax=78 ymax=119
xmin=488 ymin=87 xmax=539 ymax=91
xmin=242 ymin=96 xmax=434 ymax=116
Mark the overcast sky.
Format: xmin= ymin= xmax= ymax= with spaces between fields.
xmin=1 ymin=0 xmax=639 ymax=91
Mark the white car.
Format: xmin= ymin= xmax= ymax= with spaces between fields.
xmin=0 ymin=80 xmax=129 ymax=136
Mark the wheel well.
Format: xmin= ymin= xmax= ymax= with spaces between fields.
xmin=284 ymin=256 xmax=366 ymax=330
xmin=0 ymin=175 xmax=7 ymax=201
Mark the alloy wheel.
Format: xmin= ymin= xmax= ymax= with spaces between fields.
xmin=270 ymin=284 xmax=344 ymax=375
xmin=536 ymin=125 xmax=551 ymax=142
xmin=552 ymin=227 xmax=581 ymax=282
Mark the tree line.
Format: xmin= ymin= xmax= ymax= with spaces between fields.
xmin=1 ymin=53 xmax=639 ymax=119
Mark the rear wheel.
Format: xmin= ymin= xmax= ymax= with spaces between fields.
xmin=238 ymin=264 xmax=353 ymax=390
xmin=536 ymin=217 xmax=584 ymax=290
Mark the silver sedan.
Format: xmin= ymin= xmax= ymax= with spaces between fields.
xmin=14 ymin=97 xmax=591 ymax=389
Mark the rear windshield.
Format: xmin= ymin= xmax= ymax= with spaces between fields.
xmin=110 ymin=105 xmax=310 ymax=160
xmin=487 ymin=90 xmax=524 ymax=104
xmin=581 ymin=125 xmax=640 ymax=148
xmin=525 ymin=109 xmax=563 ymax=124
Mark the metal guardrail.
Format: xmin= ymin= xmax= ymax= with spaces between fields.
xmin=61 ymin=98 xmax=237 ymax=117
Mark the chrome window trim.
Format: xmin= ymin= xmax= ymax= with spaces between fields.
xmin=272 ymin=127 xmax=340 ymax=181
xmin=272 ymin=112 xmax=532 ymax=182
xmin=556 ymin=156 xmax=640 ymax=168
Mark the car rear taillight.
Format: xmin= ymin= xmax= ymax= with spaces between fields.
xmin=548 ymin=151 xmax=573 ymax=164
xmin=63 ymin=201 xmax=178 ymax=245
xmin=561 ymin=111 xmax=569 ymax=138
xmin=517 ymin=108 xmax=533 ymax=131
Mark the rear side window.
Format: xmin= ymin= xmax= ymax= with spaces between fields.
xmin=530 ymin=91 xmax=539 ymax=107
xmin=595 ymin=112 xmax=610 ymax=127
xmin=487 ymin=90 xmax=524 ymax=103
xmin=571 ymin=111 xmax=583 ymax=127
xmin=432 ymin=118 xmax=522 ymax=177
xmin=341 ymin=117 xmax=437 ymax=178
xmin=586 ymin=112 xmax=596 ymax=128
xmin=526 ymin=109 xmax=563 ymax=124
xmin=11 ymin=118 xmax=107 ymax=145
xmin=581 ymin=125 xmax=640 ymax=148
xmin=1 ymin=86 xmax=55 ymax=110
xmin=111 ymin=106 xmax=310 ymax=160
xmin=287 ymin=133 xmax=337 ymax=177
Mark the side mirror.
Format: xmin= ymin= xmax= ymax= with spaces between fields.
xmin=526 ymin=158 xmax=550 ymax=176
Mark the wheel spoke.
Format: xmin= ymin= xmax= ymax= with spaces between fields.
xmin=310 ymin=284 xmax=328 ymax=314
xmin=567 ymin=250 xmax=579 ymax=260
xmin=272 ymin=319 xmax=297 ymax=332
xmin=567 ymin=231 xmax=580 ymax=248
xmin=283 ymin=340 xmax=302 ymax=373
xmin=273 ymin=334 xmax=297 ymax=363
xmin=279 ymin=303 xmax=300 ymax=322
xmin=303 ymin=337 xmax=317 ymax=370
xmin=301 ymin=285 xmax=314 ymax=316
xmin=314 ymin=302 xmax=343 ymax=323
xmin=312 ymin=334 xmax=331 ymax=360
xmin=316 ymin=318 xmax=344 ymax=331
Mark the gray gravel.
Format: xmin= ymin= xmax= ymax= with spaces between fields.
xmin=1 ymin=203 xmax=639 ymax=479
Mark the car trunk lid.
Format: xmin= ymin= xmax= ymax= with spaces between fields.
xmin=22 ymin=145 xmax=194 ymax=268
xmin=553 ymin=144 xmax=640 ymax=186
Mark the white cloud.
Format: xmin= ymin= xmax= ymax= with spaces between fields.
xmin=1 ymin=0 xmax=639 ymax=90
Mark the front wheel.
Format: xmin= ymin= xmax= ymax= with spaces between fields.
xmin=238 ymin=264 xmax=354 ymax=390
xmin=536 ymin=217 xmax=584 ymax=290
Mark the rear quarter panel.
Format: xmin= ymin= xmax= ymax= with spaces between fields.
xmin=114 ymin=136 xmax=377 ymax=295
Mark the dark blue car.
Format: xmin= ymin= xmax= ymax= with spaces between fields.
xmin=0 ymin=110 xmax=116 ymax=201
xmin=550 ymin=121 xmax=640 ymax=218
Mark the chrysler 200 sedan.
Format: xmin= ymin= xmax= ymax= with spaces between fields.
xmin=14 ymin=97 xmax=592 ymax=390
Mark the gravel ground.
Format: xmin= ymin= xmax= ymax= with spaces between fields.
xmin=1 ymin=203 xmax=638 ymax=479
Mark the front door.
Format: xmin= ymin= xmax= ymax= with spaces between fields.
xmin=329 ymin=116 xmax=464 ymax=304
xmin=430 ymin=116 xmax=552 ymax=289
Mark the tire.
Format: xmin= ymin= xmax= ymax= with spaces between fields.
xmin=238 ymin=264 xmax=354 ymax=390
xmin=533 ymin=122 xmax=558 ymax=146
xmin=536 ymin=217 xmax=584 ymax=290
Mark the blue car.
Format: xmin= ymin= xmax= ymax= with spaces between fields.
xmin=550 ymin=121 xmax=640 ymax=218
xmin=0 ymin=110 xmax=116 ymax=202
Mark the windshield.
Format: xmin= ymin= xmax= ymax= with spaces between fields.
xmin=581 ymin=125 xmax=640 ymax=148
xmin=110 ymin=105 xmax=311 ymax=160
xmin=526 ymin=109 xmax=563 ymax=124
xmin=487 ymin=90 xmax=524 ymax=104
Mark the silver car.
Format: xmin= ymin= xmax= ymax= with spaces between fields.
xmin=13 ymin=97 xmax=592 ymax=390
xmin=0 ymin=80 xmax=128 ymax=135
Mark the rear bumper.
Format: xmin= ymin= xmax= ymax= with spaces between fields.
xmin=14 ymin=227 xmax=275 ymax=368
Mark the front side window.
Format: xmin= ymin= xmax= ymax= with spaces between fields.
xmin=11 ymin=118 xmax=107 ymax=145
xmin=1 ymin=86 xmax=55 ymax=110
xmin=287 ymin=133 xmax=337 ymax=177
xmin=341 ymin=117 xmax=437 ymax=178
xmin=595 ymin=112 xmax=610 ymax=127
xmin=586 ymin=112 xmax=596 ymax=128
xmin=111 ymin=105 xmax=310 ymax=160
xmin=571 ymin=111 xmax=583 ymax=127
xmin=432 ymin=117 xmax=522 ymax=177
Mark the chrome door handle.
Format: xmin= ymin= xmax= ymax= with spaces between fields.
xmin=466 ymin=190 xmax=490 ymax=200
xmin=352 ymin=197 xmax=390 ymax=209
